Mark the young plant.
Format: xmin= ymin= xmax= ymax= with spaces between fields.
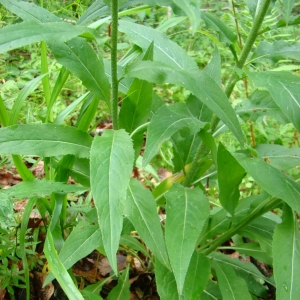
xmin=0 ymin=0 xmax=299 ymax=299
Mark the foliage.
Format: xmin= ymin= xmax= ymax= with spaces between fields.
xmin=0 ymin=0 xmax=299 ymax=299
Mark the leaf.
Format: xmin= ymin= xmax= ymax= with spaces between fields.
xmin=217 ymin=143 xmax=246 ymax=215
xmin=250 ymin=41 xmax=300 ymax=64
xmin=283 ymin=0 xmax=296 ymax=22
xmin=183 ymin=251 xmax=211 ymax=300
xmin=0 ymin=179 xmax=87 ymax=202
xmin=45 ymin=222 xmax=102 ymax=285
xmin=273 ymin=204 xmax=300 ymax=300
xmin=200 ymin=280 xmax=222 ymax=300
xmin=144 ymin=102 xmax=206 ymax=166
xmin=255 ymin=144 xmax=300 ymax=170
xmin=77 ymin=0 xmax=110 ymax=25
xmin=209 ymin=252 xmax=274 ymax=286
xmin=235 ymin=89 xmax=289 ymax=123
xmin=119 ymin=235 xmax=148 ymax=257
xmin=0 ymin=124 xmax=93 ymax=158
xmin=90 ymin=130 xmax=134 ymax=274
xmin=172 ymin=0 xmax=200 ymax=33
xmin=244 ymin=0 xmax=261 ymax=18
xmin=119 ymin=20 xmax=197 ymax=70
xmin=165 ymin=184 xmax=210 ymax=294
xmin=0 ymin=0 xmax=60 ymax=23
xmin=49 ymin=37 xmax=110 ymax=105
xmin=125 ymin=178 xmax=170 ymax=268
xmin=203 ymin=46 xmax=221 ymax=86
xmin=155 ymin=259 xmax=180 ymax=300
xmin=247 ymin=71 xmax=300 ymax=131
xmin=201 ymin=12 xmax=237 ymax=45
xmin=0 ymin=20 xmax=98 ymax=54
xmin=107 ymin=265 xmax=130 ymax=300
xmin=233 ymin=152 xmax=300 ymax=213
xmin=213 ymin=261 xmax=252 ymax=300
xmin=125 ymin=61 xmax=245 ymax=146
xmin=156 ymin=16 xmax=187 ymax=32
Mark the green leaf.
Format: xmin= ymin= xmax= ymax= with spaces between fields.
xmin=203 ymin=46 xmax=222 ymax=86
xmin=255 ymin=144 xmax=300 ymax=170
xmin=283 ymin=0 xmax=295 ymax=22
xmin=119 ymin=20 xmax=197 ymax=70
xmin=45 ymin=222 xmax=102 ymax=285
xmin=233 ymin=152 xmax=300 ymax=213
xmin=125 ymin=61 xmax=245 ymax=146
xmin=10 ymin=74 xmax=47 ymax=125
xmin=143 ymin=102 xmax=206 ymax=166
xmin=0 ymin=124 xmax=92 ymax=158
xmin=49 ymin=37 xmax=110 ymax=105
xmin=247 ymin=71 xmax=300 ymax=131
xmin=217 ymin=143 xmax=246 ymax=215
xmin=107 ymin=265 xmax=130 ymax=300
xmin=201 ymin=12 xmax=237 ymax=45
xmin=120 ymin=235 xmax=148 ymax=257
xmin=90 ymin=130 xmax=134 ymax=274
xmin=210 ymin=252 xmax=274 ymax=286
xmin=172 ymin=0 xmax=200 ymax=33
xmin=200 ymin=280 xmax=222 ymax=300
xmin=0 ymin=21 xmax=98 ymax=54
xmin=273 ymin=204 xmax=300 ymax=300
xmin=244 ymin=0 xmax=261 ymax=18
xmin=155 ymin=259 xmax=180 ymax=300
xmin=0 ymin=179 xmax=87 ymax=201
xmin=235 ymin=89 xmax=289 ymax=123
xmin=165 ymin=184 xmax=210 ymax=294
xmin=0 ymin=0 xmax=60 ymax=23
xmin=125 ymin=179 xmax=170 ymax=268
xmin=250 ymin=41 xmax=300 ymax=64
xmin=156 ymin=16 xmax=187 ymax=32
xmin=213 ymin=261 xmax=252 ymax=300
xmin=183 ymin=251 xmax=210 ymax=300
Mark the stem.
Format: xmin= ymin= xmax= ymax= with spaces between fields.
xmin=111 ymin=0 xmax=119 ymax=130
xmin=183 ymin=0 xmax=272 ymax=186
xmin=200 ymin=197 xmax=282 ymax=256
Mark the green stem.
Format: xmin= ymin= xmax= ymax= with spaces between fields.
xmin=183 ymin=0 xmax=272 ymax=186
xmin=111 ymin=0 xmax=119 ymax=130
xmin=200 ymin=197 xmax=282 ymax=256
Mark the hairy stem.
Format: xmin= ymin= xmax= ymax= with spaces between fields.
xmin=111 ymin=0 xmax=119 ymax=130
xmin=183 ymin=0 xmax=272 ymax=186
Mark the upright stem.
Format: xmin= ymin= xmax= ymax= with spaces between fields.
xmin=183 ymin=0 xmax=272 ymax=186
xmin=111 ymin=0 xmax=119 ymax=130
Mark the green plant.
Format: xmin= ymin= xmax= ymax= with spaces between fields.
xmin=0 ymin=0 xmax=299 ymax=299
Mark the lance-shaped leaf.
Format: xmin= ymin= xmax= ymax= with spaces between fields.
xmin=273 ymin=204 xmax=300 ymax=300
xmin=245 ymin=0 xmax=262 ymax=18
xmin=10 ymin=74 xmax=47 ymax=125
xmin=165 ymin=184 xmax=210 ymax=295
xmin=235 ymin=89 xmax=289 ymax=123
xmin=125 ymin=179 xmax=169 ymax=268
xmin=0 ymin=124 xmax=92 ymax=158
xmin=90 ymin=130 xmax=134 ymax=274
xmin=183 ymin=251 xmax=210 ymax=300
xmin=247 ymin=71 xmax=300 ymax=131
xmin=204 ymin=46 xmax=222 ymax=86
xmin=172 ymin=0 xmax=200 ymax=33
xmin=234 ymin=152 xmax=300 ymax=213
xmin=119 ymin=20 xmax=197 ymax=70
xmin=201 ymin=12 xmax=237 ymax=45
xmin=255 ymin=144 xmax=300 ymax=170
xmin=0 ymin=179 xmax=87 ymax=202
xmin=250 ymin=41 xmax=300 ymax=64
xmin=213 ymin=261 xmax=252 ymax=300
xmin=155 ymin=259 xmax=180 ymax=300
xmin=45 ymin=223 xmax=102 ymax=285
xmin=143 ymin=102 xmax=206 ymax=166
xmin=0 ymin=0 xmax=60 ymax=23
xmin=217 ymin=143 xmax=246 ymax=215
xmin=283 ymin=0 xmax=295 ymax=22
xmin=125 ymin=61 xmax=245 ymax=147
xmin=49 ymin=37 xmax=110 ymax=105
xmin=0 ymin=20 xmax=98 ymax=54
xmin=107 ymin=265 xmax=130 ymax=300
